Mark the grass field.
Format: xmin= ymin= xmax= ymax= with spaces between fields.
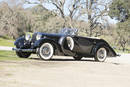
xmin=0 ymin=38 xmax=14 ymax=47
xmin=0 ymin=51 xmax=26 ymax=61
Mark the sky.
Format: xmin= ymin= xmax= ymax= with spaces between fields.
xmin=0 ymin=0 xmax=117 ymax=24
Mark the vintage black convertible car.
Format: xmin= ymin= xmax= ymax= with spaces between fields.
xmin=13 ymin=28 xmax=117 ymax=62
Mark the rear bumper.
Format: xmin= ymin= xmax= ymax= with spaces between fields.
xmin=116 ymin=54 xmax=121 ymax=57
xmin=12 ymin=48 xmax=36 ymax=52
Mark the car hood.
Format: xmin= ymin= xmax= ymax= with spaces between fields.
xmin=31 ymin=32 xmax=65 ymax=42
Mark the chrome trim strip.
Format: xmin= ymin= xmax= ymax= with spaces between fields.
xmin=12 ymin=48 xmax=36 ymax=52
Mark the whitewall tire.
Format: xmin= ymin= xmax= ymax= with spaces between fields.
xmin=66 ymin=37 xmax=74 ymax=50
xmin=94 ymin=47 xmax=107 ymax=62
xmin=39 ymin=43 xmax=54 ymax=60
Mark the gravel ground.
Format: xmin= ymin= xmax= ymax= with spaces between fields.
xmin=0 ymin=46 xmax=130 ymax=87
xmin=0 ymin=54 xmax=130 ymax=87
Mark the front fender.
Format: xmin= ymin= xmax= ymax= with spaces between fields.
xmin=14 ymin=36 xmax=25 ymax=48
xmin=33 ymin=38 xmax=63 ymax=55
xmin=33 ymin=38 xmax=60 ymax=48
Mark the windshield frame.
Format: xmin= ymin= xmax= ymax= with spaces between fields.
xmin=59 ymin=28 xmax=78 ymax=35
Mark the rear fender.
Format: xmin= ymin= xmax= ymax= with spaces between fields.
xmin=91 ymin=42 xmax=117 ymax=57
xmin=91 ymin=42 xmax=105 ymax=55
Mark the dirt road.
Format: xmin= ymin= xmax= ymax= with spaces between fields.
xmin=0 ymin=54 xmax=130 ymax=87
xmin=0 ymin=46 xmax=13 ymax=51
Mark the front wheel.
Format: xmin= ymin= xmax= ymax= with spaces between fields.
xmin=94 ymin=47 xmax=107 ymax=62
xmin=16 ymin=52 xmax=31 ymax=58
xmin=38 ymin=43 xmax=54 ymax=60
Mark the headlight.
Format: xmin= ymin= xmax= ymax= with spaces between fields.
xmin=66 ymin=37 xmax=74 ymax=50
xmin=25 ymin=34 xmax=31 ymax=41
xmin=36 ymin=33 xmax=42 ymax=40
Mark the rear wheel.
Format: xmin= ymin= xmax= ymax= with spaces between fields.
xmin=38 ymin=43 xmax=54 ymax=60
xmin=16 ymin=52 xmax=31 ymax=58
xmin=94 ymin=47 xmax=107 ymax=62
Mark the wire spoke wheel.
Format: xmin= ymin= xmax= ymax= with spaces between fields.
xmin=95 ymin=47 xmax=107 ymax=62
xmin=39 ymin=43 xmax=54 ymax=60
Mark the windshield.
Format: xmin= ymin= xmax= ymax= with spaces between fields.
xmin=59 ymin=28 xmax=78 ymax=35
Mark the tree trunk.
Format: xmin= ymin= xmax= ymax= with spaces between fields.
xmin=89 ymin=28 xmax=92 ymax=37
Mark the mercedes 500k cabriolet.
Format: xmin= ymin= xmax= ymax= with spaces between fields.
xmin=13 ymin=28 xmax=117 ymax=62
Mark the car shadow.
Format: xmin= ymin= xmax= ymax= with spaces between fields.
xmin=51 ymin=59 xmax=95 ymax=62
xmin=29 ymin=57 xmax=95 ymax=62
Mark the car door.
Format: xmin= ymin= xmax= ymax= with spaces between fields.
xmin=74 ymin=36 xmax=94 ymax=55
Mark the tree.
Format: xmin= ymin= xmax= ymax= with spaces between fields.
xmin=109 ymin=0 xmax=130 ymax=51
xmin=0 ymin=2 xmax=30 ymax=39
xmin=83 ymin=0 xmax=110 ymax=36
xmin=25 ymin=0 xmax=84 ymax=28
xmin=109 ymin=0 xmax=130 ymax=22
xmin=48 ymin=0 xmax=84 ymax=28
xmin=117 ymin=19 xmax=130 ymax=51
xmin=24 ymin=0 xmax=110 ymax=36
xmin=28 ymin=5 xmax=57 ymax=32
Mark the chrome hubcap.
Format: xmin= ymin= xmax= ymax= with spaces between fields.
xmin=97 ymin=48 xmax=107 ymax=60
xmin=42 ymin=46 xmax=50 ymax=57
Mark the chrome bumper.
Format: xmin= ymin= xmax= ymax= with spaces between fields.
xmin=12 ymin=48 xmax=36 ymax=52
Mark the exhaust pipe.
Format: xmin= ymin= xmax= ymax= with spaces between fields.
xmin=12 ymin=48 xmax=36 ymax=52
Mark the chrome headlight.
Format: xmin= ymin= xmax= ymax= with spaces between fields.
xmin=25 ymin=34 xmax=31 ymax=41
xmin=66 ymin=37 xmax=74 ymax=50
xmin=36 ymin=33 xmax=42 ymax=40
